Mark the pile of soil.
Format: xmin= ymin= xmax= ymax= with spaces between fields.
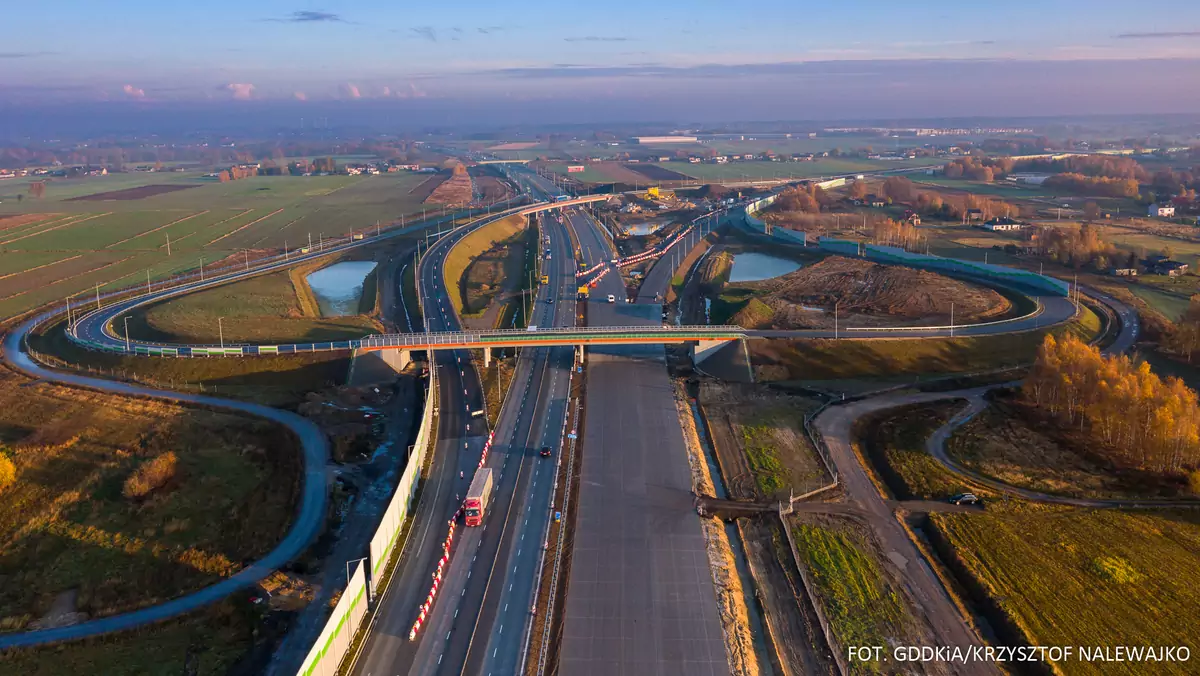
xmin=733 ymin=255 xmax=1010 ymax=330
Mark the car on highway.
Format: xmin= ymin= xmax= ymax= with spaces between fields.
xmin=949 ymin=492 xmax=981 ymax=506
xmin=540 ymin=445 xmax=552 ymax=458
xmin=546 ymin=298 xmax=554 ymax=304
xmin=607 ymin=294 xmax=616 ymax=303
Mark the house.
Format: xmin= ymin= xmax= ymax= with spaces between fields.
xmin=863 ymin=194 xmax=886 ymax=208
xmin=1149 ymin=203 xmax=1176 ymax=218
xmin=902 ymin=210 xmax=922 ymax=226
xmin=1147 ymin=259 xmax=1189 ymax=276
xmin=982 ymin=217 xmax=1023 ymax=232
xmin=965 ymin=208 xmax=984 ymax=221
xmin=1111 ymin=268 xmax=1138 ymax=277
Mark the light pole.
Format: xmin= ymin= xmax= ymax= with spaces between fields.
xmin=218 ymin=317 xmax=225 ymax=349
xmin=124 ymin=316 xmax=131 ymax=352
xmin=834 ymin=300 xmax=840 ymax=339
xmin=199 ymin=257 xmax=205 ymax=282
xmin=950 ymin=302 xmax=955 ymax=338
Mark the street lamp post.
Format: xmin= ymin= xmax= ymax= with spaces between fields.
xmin=124 ymin=316 xmax=131 ymax=353
xmin=218 ymin=317 xmax=225 ymax=349
xmin=834 ymin=300 xmax=840 ymax=339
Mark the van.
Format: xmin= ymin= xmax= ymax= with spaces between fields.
xmin=607 ymin=294 xmax=616 ymax=303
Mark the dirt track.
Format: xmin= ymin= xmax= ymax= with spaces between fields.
xmin=734 ymin=256 xmax=1010 ymax=330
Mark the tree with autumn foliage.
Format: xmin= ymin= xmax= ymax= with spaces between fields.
xmin=1026 ymin=334 xmax=1200 ymax=474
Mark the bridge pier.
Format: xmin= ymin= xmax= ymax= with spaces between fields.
xmin=380 ymin=348 xmax=411 ymax=373
xmin=575 ymin=344 xmax=585 ymax=365
xmin=483 ymin=347 xmax=493 ymax=369
xmin=691 ymin=339 xmax=729 ymax=365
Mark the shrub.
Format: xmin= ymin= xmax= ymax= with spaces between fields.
xmin=0 ymin=452 xmax=15 ymax=492
xmin=1089 ymin=556 xmax=1143 ymax=585
xmin=123 ymin=452 xmax=178 ymax=500
xmin=1189 ymin=469 xmax=1200 ymax=496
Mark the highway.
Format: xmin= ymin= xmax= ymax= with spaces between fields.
xmin=559 ymin=207 xmax=732 ymax=676
xmin=353 ymin=205 xmax=577 ymax=675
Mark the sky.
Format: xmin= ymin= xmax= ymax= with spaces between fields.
xmin=3 ymin=0 xmax=1200 ymax=125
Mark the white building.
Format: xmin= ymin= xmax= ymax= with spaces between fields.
xmin=633 ymin=136 xmax=698 ymax=144
xmin=1149 ymin=204 xmax=1176 ymax=218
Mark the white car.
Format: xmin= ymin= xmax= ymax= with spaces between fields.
xmin=607 ymin=294 xmax=616 ymax=303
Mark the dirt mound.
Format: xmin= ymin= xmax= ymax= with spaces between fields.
xmin=737 ymin=255 xmax=1010 ymax=330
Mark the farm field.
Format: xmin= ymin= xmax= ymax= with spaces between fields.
xmin=665 ymin=158 xmax=942 ymax=181
xmin=0 ymin=364 xmax=300 ymax=632
xmin=0 ymin=173 xmax=437 ymax=321
xmin=543 ymin=163 xmax=616 ymax=184
xmin=931 ymin=507 xmax=1200 ymax=676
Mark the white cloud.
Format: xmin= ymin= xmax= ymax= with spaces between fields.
xmin=380 ymin=85 xmax=392 ymax=97
xmin=122 ymin=84 xmax=145 ymax=99
xmin=225 ymin=83 xmax=255 ymax=100
xmin=340 ymin=82 xmax=361 ymax=99
xmin=294 ymin=91 xmax=308 ymax=100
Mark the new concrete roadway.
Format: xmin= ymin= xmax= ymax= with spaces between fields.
xmin=559 ymin=208 xmax=732 ymax=676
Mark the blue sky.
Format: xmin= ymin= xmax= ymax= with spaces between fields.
xmin=4 ymin=1 xmax=1200 ymax=116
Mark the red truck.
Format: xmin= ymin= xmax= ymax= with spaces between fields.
xmin=464 ymin=468 xmax=494 ymax=527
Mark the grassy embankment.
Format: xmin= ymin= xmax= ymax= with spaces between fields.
xmin=750 ymin=304 xmax=1100 ymax=384
xmin=128 ymin=260 xmax=380 ymax=345
xmin=0 ymin=601 xmax=264 ymax=676
xmin=441 ymin=214 xmax=528 ymax=318
xmin=857 ymin=403 xmax=1200 ymax=675
xmin=0 ymin=365 xmax=298 ymax=639
xmin=787 ymin=520 xmax=911 ymax=675
xmin=29 ymin=318 xmax=348 ymax=407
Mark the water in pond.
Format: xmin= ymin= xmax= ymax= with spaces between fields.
xmin=625 ymin=221 xmax=668 ymax=236
xmin=306 ymin=261 xmax=378 ymax=316
xmin=728 ymin=252 xmax=801 ymax=283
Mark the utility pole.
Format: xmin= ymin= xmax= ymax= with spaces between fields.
xmin=124 ymin=316 xmax=131 ymax=353
xmin=950 ymin=302 xmax=955 ymax=338
xmin=66 ymin=296 xmax=73 ymax=330
xmin=199 ymin=258 xmax=205 ymax=282
xmin=95 ymin=283 xmax=101 ymax=310
xmin=244 ymin=249 xmax=250 ymax=271
xmin=834 ymin=300 xmax=839 ymax=339
xmin=166 ymin=233 xmax=172 ymax=256
xmin=308 ymin=232 xmax=313 ymax=251
xmin=218 ymin=317 xmax=225 ymax=349
xmin=285 ymin=241 xmax=289 ymax=261
xmin=146 ymin=269 xmax=152 ymax=295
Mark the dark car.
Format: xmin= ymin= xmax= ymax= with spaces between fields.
xmin=949 ymin=492 xmax=981 ymax=506
xmin=540 ymin=445 xmax=552 ymax=458
xmin=546 ymin=298 xmax=554 ymax=304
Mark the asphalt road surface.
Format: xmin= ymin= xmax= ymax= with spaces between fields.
xmin=352 ymin=215 xmax=504 ymax=675
xmin=357 ymin=208 xmax=576 ymax=676
xmin=560 ymin=210 xmax=732 ymax=676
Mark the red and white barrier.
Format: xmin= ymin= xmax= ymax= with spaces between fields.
xmin=408 ymin=434 xmax=494 ymax=640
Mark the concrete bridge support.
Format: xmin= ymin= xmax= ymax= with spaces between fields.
xmin=691 ymin=339 xmax=731 ymax=365
xmin=380 ymin=348 xmax=411 ymax=373
xmin=575 ymin=344 xmax=585 ymax=365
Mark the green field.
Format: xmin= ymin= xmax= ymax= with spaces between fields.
xmin=130 ymin=268 xmax=381 ymax=344
xmin=544 ymin=164 xmax=614 ymax=184
xmin=931 ymin=507 xmax=1200 ymax=676
xmin=788 ymin=520 xmax=911 ymax=674
xmin=750 ymin=305 xmax=1101 ymax=383
xmin=0 ymin=172 xmax=438 ymax=321
xmin=669 ymin=158 xmax=942 ymax=181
